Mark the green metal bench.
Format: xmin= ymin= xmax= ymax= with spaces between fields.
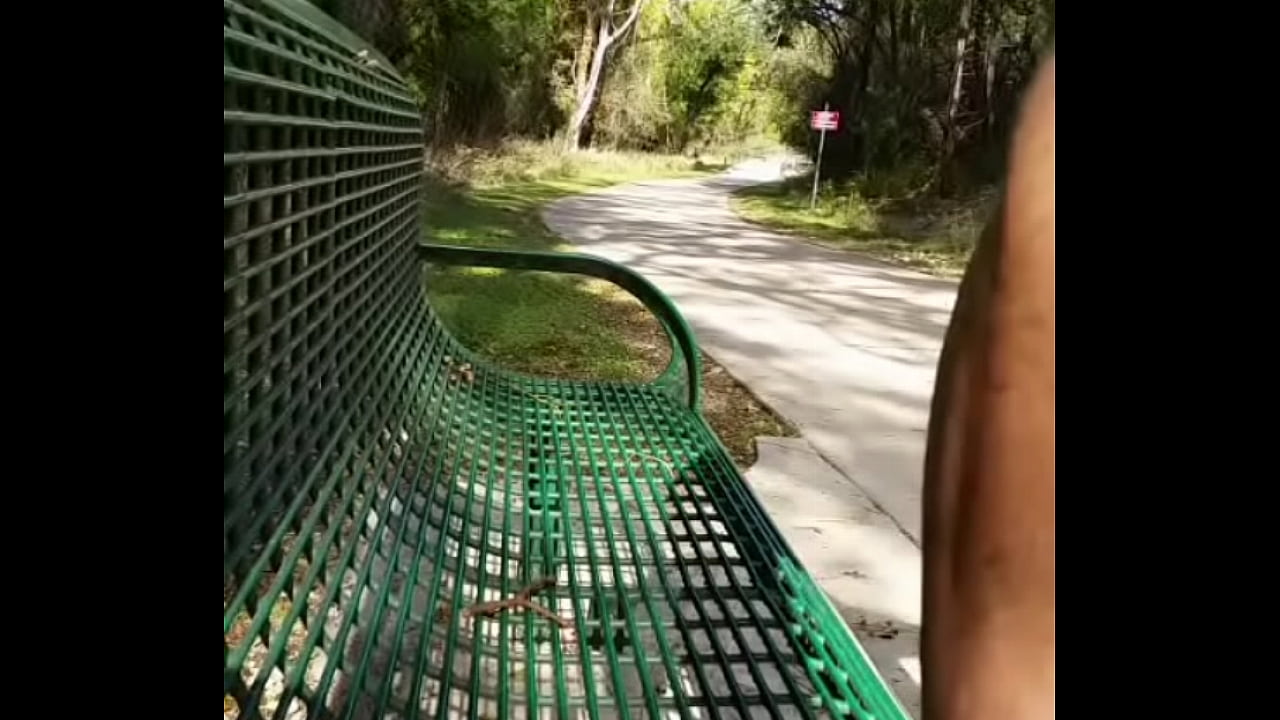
xmin=224 ymin=1 xmax=911 ymax=718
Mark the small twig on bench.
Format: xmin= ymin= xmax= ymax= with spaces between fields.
xmin=521 ymin=600 xmax=571 ymax=628
xmin=630 ymin=453 xmax=675 ymax=480
xmin=462 ymin=576 xmax=571 ymax=629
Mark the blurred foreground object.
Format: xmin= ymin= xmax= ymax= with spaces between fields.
xmin=922 ymin=51 xmax=1055 ymax=720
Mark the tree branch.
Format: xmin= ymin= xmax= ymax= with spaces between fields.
xmin=612 ymin=0 xmax=646 ymax=42
xmin=604 ymin=0 xmax=618 ymax=35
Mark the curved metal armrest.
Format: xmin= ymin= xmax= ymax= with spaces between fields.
xmin=417 ymin=243 xmax=702 ymax=409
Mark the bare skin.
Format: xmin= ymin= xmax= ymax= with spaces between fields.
xmin=921 ymin=52 xmax=1055 ymax=720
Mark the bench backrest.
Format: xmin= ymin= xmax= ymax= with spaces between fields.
xmin=223 ymin=0 xmax=427 ymax=581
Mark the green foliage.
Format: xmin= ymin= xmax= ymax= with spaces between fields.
xmin=660 ymin=0 xmax=754 ymax=145
xmin=594 ymin=0 xmax=783 ymax=152
xmin=759 ymin=27 xmax=830 ymax=145
xmin=385 ymin=0 xmax=567 ymax=145
xmin=763 ymin=0 xmax=1055 ymax=195
xmin=321 ymin=0 xmax=1051 ymax=199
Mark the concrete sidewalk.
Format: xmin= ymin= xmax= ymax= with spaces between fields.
xmin=544 ymin=157 xmax=958 ymax=544
xmin=544 ymin=158 xmax=961 ymax=717
xmin=746 ymin=436 xmax=925 ymax=715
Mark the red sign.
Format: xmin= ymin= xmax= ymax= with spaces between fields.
xmin=810 ymin=110 xmax=840 ymax=131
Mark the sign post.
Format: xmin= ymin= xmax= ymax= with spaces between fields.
xmin=809 ymin=103 xmax=839 ymax=209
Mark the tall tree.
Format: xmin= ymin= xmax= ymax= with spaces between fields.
xmin=564 ymin=0 xmax=648 ymax=149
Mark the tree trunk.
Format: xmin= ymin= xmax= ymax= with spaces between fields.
xmin=432 ymin=69 xmax=450 ymax=147
xmin=947 ymin=0 xmax=972 ymax=130
xmin=565 ymin=21 xmax=611 ymax=150
xmin=888 ymin=0 xmax=900 ymax=77
xmin=563 ymin=0 xmax=647 ymax=150
xmin=848 ymin=0 xmax=878 ymax=170
xmin=939 ymin=0 xmax=973 ymax=195
xmin=984 ymin=31 xmax=998 ymax=134
xmin=573 ymin=11 xmax=597 ymax=102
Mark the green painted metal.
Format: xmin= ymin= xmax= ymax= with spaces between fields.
xmin=417 ymin=243 xmax=702 ymax=410
xmin=223 ymin=1 xmax=912 ymax=719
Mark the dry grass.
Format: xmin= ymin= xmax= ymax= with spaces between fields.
xmin=429 ymin=140 xmax=719 ymax=188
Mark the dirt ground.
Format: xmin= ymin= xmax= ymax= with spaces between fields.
xmin=698 ymin=354 xmax=799 ymax=465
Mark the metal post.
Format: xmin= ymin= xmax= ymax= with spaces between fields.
xmin=810 ymin=102 xmax=829 ymax=210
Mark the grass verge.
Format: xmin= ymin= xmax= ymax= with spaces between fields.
xmin=730 ymin=176 xmax=995 ymax=278
xmin=423 ymin=142 xmax=796 ymax=465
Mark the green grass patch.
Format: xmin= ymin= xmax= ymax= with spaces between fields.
xmin=423 ymin=144 xmax=717 ymax=381
xmin=730 ymin=176 xmax=993 ymax=278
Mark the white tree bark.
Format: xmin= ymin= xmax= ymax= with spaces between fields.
xmin=564 ymin=0 xmax=647 ymax=150
xmin=939 ymin=0 xmax=973 ymax=194
xmin=946 ymin=0 xmax=973 ymax=130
